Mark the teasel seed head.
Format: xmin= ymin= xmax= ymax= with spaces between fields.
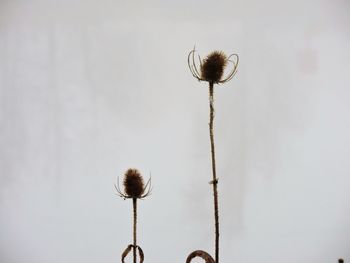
xmin=201 ymin=51 xmax=227 ymax=83
xmin=123 ymin=169 xmax=144 ymax=198
xmin=115 ymin=168 xmax=152 ymax=199
xmin=188 ymin=47 xmax=239 ymax=84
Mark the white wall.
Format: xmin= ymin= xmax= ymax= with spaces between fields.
xmin=0 ymin=0 xmax=349 ymax=262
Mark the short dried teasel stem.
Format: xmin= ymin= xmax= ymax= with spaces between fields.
xmin=209 ymin=82 xmax=219 ymax=263
xmin=133 ymin=198 xmax=137 ymax=263
xmin=118 ymin=169 xmax=149 ymax=263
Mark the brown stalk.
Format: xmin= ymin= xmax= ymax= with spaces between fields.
xmin=209 ymin=82 xmax=219 ymax=263
xmin=133 ymin=198 xmax=137 ymax=263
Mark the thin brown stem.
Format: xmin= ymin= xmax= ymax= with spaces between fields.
xmin=209 ymin=82 xmax=219 ymax=263
xmin=133 ymin=198 xmax=137 ymax=263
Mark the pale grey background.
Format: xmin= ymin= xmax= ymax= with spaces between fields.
xmin=0 ymin=0 xmax=349 ymax=262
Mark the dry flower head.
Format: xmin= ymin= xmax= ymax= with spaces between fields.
xmin=201 ymin=51 xmax=227 ymax=83
xmin=115 ymin=168 xmax=152 ymax=199
xmin=188 ymin=48 xmax=239 ymax=84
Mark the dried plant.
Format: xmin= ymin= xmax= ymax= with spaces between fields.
xmin=186 ymin=48 xmax=239 ymax=263
xmin=186 ymin=250 xmax=215 ymax=263
xmin=115 ymin=169 xmax=151 ymax=263
xmin=115 ymin=169 xmax=152 ymax=200
xmin=188 ymin=48 xmax=238 ymax=84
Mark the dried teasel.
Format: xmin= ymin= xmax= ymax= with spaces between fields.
xmin=116 ymin=169 xmax=151 ymax=263
xmin=115 ymin=168 xmax=152 ymax=199
xmin=188 ymin=48 xmax=239 ymax=84
xmin=187 ymin=47 xmax=239 ymax=263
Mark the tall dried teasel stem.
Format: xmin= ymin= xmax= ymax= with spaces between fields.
xmin=133 ymin=198 xmax=137 ymax=263
xmin=209 ymin=82 xmax=219 ymax=263
xmin=187 ymin=48 xmax=238 ymax=263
